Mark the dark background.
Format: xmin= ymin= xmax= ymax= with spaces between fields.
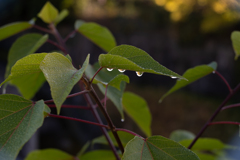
xmin=1 ymin=0 xmax=240 ymax=159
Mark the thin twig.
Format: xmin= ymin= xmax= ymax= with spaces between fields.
xmin=215 ymin=71 xmax=233 ymax=93
xmin=221 ymin=103 xmax=240 ymax=111
xmin=48 ymin=114 xmax=110 ymax=129
xmin=89 ymin=67 xmax=103 ymax=85
xmin=47 ymin=39 xmax=67 ymax=53
xmin=64 ymin=29 xmax=77 ymax=42
xmin=47 ymin=104 xmax=91 ymax=110
xmin=208 ymin=121 xmax=240 ymax=126
xmin=33 ymin=25 xmax=53 ymax=34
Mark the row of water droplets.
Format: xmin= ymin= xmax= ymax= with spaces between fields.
xmin=107 ymin=68 xmax=144 ymax=77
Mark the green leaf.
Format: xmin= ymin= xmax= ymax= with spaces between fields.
xmin=77 ymin=141 xmax=91 ymax=157
xmin=75 ymin=20 xmax=116 ymax=52
xmin=122 ymin=92 xmax=152 ymax=137
xmin=54 ymin=9 xmax=69 ymax=25
xmin=194 ymin=152 xmax=216 ymax=160
xmin=0 ymin=94 xmax=46 ymax=160
xmin=99 ymin=45 xmax=186 ymax=80
xmin=169 ymin=130 xmax=195 ymax=142
xmin=92 ymin=131 xmax=134 ymax=147
xmin=108 ymin=74 xmax=129 ymax=90
xmin=80 ymin=150 xmax=116 ymax=160
xmin=38 ymin=1 xmax=59 ymax=24
xmin=179 ymin=138 xmax=226 ymax=151
xmin=0 ymin=22 xmax=32 ymax=41
xmin=25 ymin=149 xmax=74 ymax=160
xmin=1 ymin=53 xmax=47 ymax=99
xmin=97 ymin=82 xmax=125 ymax=119
xmin=122 ymin=136 xmax=200 ymax=160
xmin=5 ymin=33 xmax=48 ymax=78
xmin=159 ymin=62 xmax=217 ymax=102
xmin=231 ymin=31 xmax=240 ymax=60
xmin=40 ymin=53 xmax=90 ymax=114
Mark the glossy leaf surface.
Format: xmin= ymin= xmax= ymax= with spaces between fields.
xmin=231 ymin=31 xmax=240 ymax=60
xmin=1 ymin=53 xmax=47 ymax=99
xmin=75 ymin=20 xmax=116 ymax=52
xmin=5 ymin=33 xmax=48 ymax=78
xmin=25 ymin=149 xmax=74 ymax=160
xmin=0 ymin=22 xmax=32 ymax=41
xmin=170 ymin=130 xmax=195 ymax=142
xmin=159 ymin=62 xmax=217 ymax=102
xmin=92 ymin=131 xmax=134 ymax=147
xmin=80 ymin=150 xmax=115 ymax=160
xmin=0 ymin=95 xmax=46 ymax=160
xmin=40 ymin=53 xmax=89 ymax=114
xmin=122 ymin=136 xmax=200 ymax=160
xmin=122 ymin=92 xmax=152 ymax=137
xmin=38 ymin=1 xmax=59 ymax=23
xmin=99 ymin=45 xmax=186 ymax=79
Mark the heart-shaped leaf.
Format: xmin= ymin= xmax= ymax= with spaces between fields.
xmin=25 ymin=149 xmax=74 ymax=160
xmin=122 ymin=92 xmax=152 ymax=137
xmin=1 ymin=53 xmax=47 ymax=99
xmin=40 ymin=53 xmax=90 ymax=114
xmin=75 ymin=20 xmax=116 ymax=52
xmin=122 ymin=136 xmax=200 ymax=160
xmin=99 ymin=45 xmax=186 ymax=80
xmin=159 ymin=62 xmax=217 ymax=102
xmin=38 ymin=1 xmax=59 ymax=24
xmin=5 ymin=33 xmax=48 ymax=79
xmin=0 ymin=94 xmax=46 ymax=160
xmin=80 ymin=150 xmax=116 ymax=160
xmin=0 ymin=22 xmax=32 ymax=41
xmin=231 ymin=31 xmax=240 ymax=60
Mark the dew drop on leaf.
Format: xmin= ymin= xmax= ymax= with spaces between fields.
xmin=118 ymin=69 xmax=126 ymax=73
xmin=171 ymin=76 xmax=177 ymax=79
xmin=121 ymin=118 xmax=125 ymax=122
xmin=107 ymin=68 xmax=113 ymax=71
xmin=212 ymin=71 xmax=216 ymax=74
xmin=136 ymin=71 xmax=144 ymax=77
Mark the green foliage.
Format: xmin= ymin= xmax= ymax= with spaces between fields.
xmin=169 ymin=130 xmax=195 ymax=142
xmin=75 ymin=20 xmax=116 ymax=52
xmin=40 ymin=53 xmax=90 ymax=114
xmin=0 ymin=95 xmax=47 ymax=160
xmin=99 ymin=45 xmax=186 ymax=80
xmin=122 ymin=92 xmax=152 ymax=137
xmin=54 ymin=9 xmax=69 ymax=25
xmin=122 ymin=136 xmax=200 ymax=160
xmin=231 ymin=31 xmax=240 ymax=60
xmin=80 ymin=150 xmax=116 ymax=160
xmin=38 ymin=2 xmax=59 ymax=24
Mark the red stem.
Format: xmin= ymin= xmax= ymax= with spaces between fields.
xmin=64 ymin=30 xmax=77 ymax=42
xmin=47 ymin=39 xmax=67 ymax=53
xmin=47 ymin=104 xmax=91 ymax=110
xmin=215 ymin=71 xmax=232 ymax=93
xmin=89 ymin=67 xmax=103 ymax=84
xmin=115 ymin=128 xmax=144 ymax=139
xmin=33 ymin=25 xmax=53 ymax=34
xmin=208 ymin=121 xmax=240 ymax=126
xmin=48 ymin=114 xmax=110 ymax=129
xmin=221 ymin=103 xmax=240 ymax=111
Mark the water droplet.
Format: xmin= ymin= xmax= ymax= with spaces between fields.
xmin=171 ymin=76 xmax=177 ymax=79
xmin=212 ymin=71 xmax=216 ymax=74
xmin=107 ymin=68 xmax=113 ymax=71
xmin=136 ymin=71 xmax=144 ymax=77
xmin=118 ymin=69 xmax=126 ymax=73
xmin=121 ymin=118 xmax=125 ymax=122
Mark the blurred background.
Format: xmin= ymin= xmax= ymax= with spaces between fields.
xmin=1 ymin=0 xmax=240 ymax=159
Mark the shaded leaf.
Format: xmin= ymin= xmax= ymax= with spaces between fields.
xmin=0 ymin=22 xmax=32 ymax=41
xmin=170 ymin=130 xmax=195 ymax=142
xmin=54 ymin=9 xmax=69 ymax=25
xmin=77 ymin=141 xmax=91 ymax=157
xmin=122 ymin=136 xmax=200 ymax=160
xmin=1 ymin=53 xmax=47 ymax=99
xmin=122 ymin=92 xmax=151 ymax=137
xmin=159 ymin=62 xmax=217 ymax=102
xmin=0 ymin=94 xmax=46 ymax=160
xmin=40 ymin=53 xmax=89 ymax=114
xmin=108 ymin=74 xmax=129 ymax=90
xmin=92 ymin=131 xmax=134 ymax=147
xmin=25 ymin=149 xmax=74 ymax=160
xmin=231 ymin=31 xmax=240 ymax=60
xmin=80 ymin=150 xmax=116 ymax=160
xmin=5 ymin=33 xmax=48 ymax=78
xmin=75 ymin=20 xmax=116 ymax=52
xmin=99 ymin=45 xmax=186 ymax=79
xmin=38 ymin=1 xmax=59 ymax=23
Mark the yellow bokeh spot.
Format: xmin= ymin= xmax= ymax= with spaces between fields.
xmin=155 ymin=0 xmax=166 ymax=6
xmin=198 ymin=0 xmax=207 ymax=6
xmin=165 ymin=1 xmax=179 ymax=12
xmin=212 ymin=1 xmax=227 ymax=14
xmin=171 ymin=11 xmax=182 ymax=21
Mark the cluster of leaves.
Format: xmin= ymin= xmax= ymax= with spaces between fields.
xmin=1 ymin=1 xmax=240 ymax=160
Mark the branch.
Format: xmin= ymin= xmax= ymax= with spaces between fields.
xmin=115 ymin=128 xmax=144 ymax=139
xmin=221 ymin=103 xmax=240 ymax=111
xmin=48 ymin=114 xmax=110 ymax=129
xmin=89 ymin=67 xmax=103 ymax=85
xmin=64 ymin=29 xmax=77 ymax=42
xmin=215 ymin=71 xmax=232 ymax=93
xmin=47 ymin=39 xmax=68 ymax=53
xmin=208 ymin=121 xmax=240 ymax=126
xmin=33 ymin=25 xmax=53 ymax=34
xmin=47 ymin=104 xmax=91 ymax=110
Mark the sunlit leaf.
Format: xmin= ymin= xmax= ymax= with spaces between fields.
xmin=92 ymin=131 xmax=134 ymax=147
xmin=0 ymin=94 xmax=46 ymax=160
xmin=40 ymin=53 xmax=89 ymax=114
xmin=99 ymin=45 xmax=186 ymax=80
xmin=25 ymin=149 xmax=74 ymax=160
xmin=1 ymin=53 xmax=47 ymax=99
xmin=80 ymin=150 xmax=116 ymax=160
xmin=38 ymin=1 xmax=59 ymax=24
xmin=75 ymin=20 xmax=116 ymax=52
xmin=5 ymin=33 xmax=48 ymax=78
xmin=122 ymin=92 xmax=151 ymax=137
xmin=170 ymin=130 xmax=195 ymax=142
xmin=231 ymin=31 xmax=240 ymax=60
xmin=54 ymin=9 xmax=69 ymax=25
xmin=122 ymin=136 xmax=200 ymax=160
xmin=159 ymin=62 xmax=217 ymax=102
xmin=0 ymin=22 xmax=32 ymax=41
